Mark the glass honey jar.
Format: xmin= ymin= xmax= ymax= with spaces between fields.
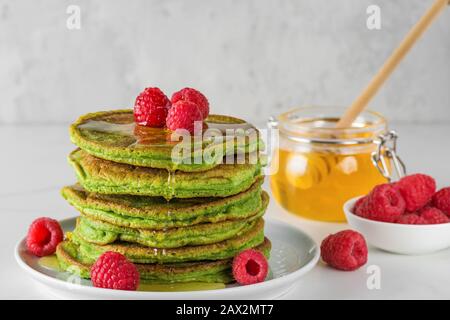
xmin=269 ymin=106 xmax=401 ymax=222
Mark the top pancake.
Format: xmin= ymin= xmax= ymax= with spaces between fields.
xmin=70 ymin=110 xmax=264 ymax=172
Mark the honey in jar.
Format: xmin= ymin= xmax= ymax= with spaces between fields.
xmin=269 ymin=106 xmax=388 ymax=222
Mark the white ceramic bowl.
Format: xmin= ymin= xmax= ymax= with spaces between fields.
xmin=344 ymin=197 xmax=450 ymax=255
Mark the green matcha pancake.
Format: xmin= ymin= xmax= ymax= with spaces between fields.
xmin=61 ymin=180 xmax=267 ymax=230
xmin=69 ymin=149 xmax=262 ymax=199
xmin=70 ymin=110 xmax=263 ymax=172
xmin=64 ymin=218 xmax=265 ymax=264
xmin=56 ymin=237 xmax=271 ymax=283
xmin=74 ymin=200 xmax=265 ymax=248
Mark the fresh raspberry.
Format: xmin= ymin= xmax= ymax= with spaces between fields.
xmin=353 ymin=196 xmax=369 ymax=217
xmin=363 ymin=184 xmax=406 ymax=222
xmin=432 ymin=187 xmax=450 ymax=217
xmin=395 ymin=174 xmax=436 ymax=212
xmin=166 ymin=100 xmax=203 ymax=133
xmin=90 ymin=252 xmax=139 ymax=291
xmin=320 ymin=230 xmax=368 ymax=271
xmin=420 ymin=207 xmax=450 ymax=224
xmin=171 ymin=88 xmax=209 ymax=119
xmin=232 ymin=249 xmax=268 ymax=285
xmin=134 ymin=87 xmax=171 ymax=127
xmin=395 ymin=214 xmax=427 ymax=225
xmin=26 ymin=217 xmax=63 ymax=257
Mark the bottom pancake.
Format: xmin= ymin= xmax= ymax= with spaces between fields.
xmin=56 ymin=237 xmax=271 ymax=283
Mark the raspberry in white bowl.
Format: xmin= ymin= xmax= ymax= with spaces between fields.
xmin=344 ymin=173 xmax=450 ymax=255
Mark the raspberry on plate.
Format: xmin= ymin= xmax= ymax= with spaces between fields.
xmin=166 ymin=100 xmax=203 ymax=133
xmin=420 ymin=207 xmax=450 ymax=224
xmin=432 ymin=187 xmax=450 ymax=217
xmin=395 ymin=214 xmax=427 ymax=225
xmin=26 ymin=217 xmax=63 ymax=257
xmin=90 ymin=252 xmax=140 ymax=291
xmin=363 ymin=184 xmax=406 ymax=222
xmin=320 ymin=230 xmax=368 ymax=271
xmin=395 ymin=174 xmax=436 ymax=212
xmin=134 ymin=87 xmax=171 ymax=127
xmin=232 ymin=249 xmax=268 ymax=285
xmin=171 ymin=88 xmax=209 ymax=119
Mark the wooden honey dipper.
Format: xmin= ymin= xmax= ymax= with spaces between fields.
xmin=336 ymin=0 xmax=449 ymax=128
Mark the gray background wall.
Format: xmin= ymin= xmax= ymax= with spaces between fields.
xmin=1 ymin=0 xmax=449 ymax=125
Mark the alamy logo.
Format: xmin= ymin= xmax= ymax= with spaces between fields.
xmin=170 ymin=122 xmax=260 ymax=166
xmin=366 ymin=265 xmax=381 ymax=290
xmin=66 ymin=5 xmax=81 ymax=30
xmin=167 ymin=122 xmax=279 ymax=175
xmin=366 ymin=5 xmax=381 ymax=30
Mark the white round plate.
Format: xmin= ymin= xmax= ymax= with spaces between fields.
xmin=15 ymin=217 xmax=319 ymax=300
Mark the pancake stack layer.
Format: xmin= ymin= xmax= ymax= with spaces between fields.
xmin=57 ymin=110 xmax=270 ymax=284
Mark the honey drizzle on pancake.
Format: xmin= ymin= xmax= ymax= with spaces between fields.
xmin=78 ymin=117 xmax=255 ymax=148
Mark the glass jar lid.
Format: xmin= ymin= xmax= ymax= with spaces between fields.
xmin=270 ymin=106 xmax=387 ymax=145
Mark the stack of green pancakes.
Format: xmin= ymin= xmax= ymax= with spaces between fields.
xmin=57 ymin=110 xmax=270 ymax=284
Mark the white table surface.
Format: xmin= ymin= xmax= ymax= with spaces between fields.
xmin=1 ymin=123 xmax=450 ymax=300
